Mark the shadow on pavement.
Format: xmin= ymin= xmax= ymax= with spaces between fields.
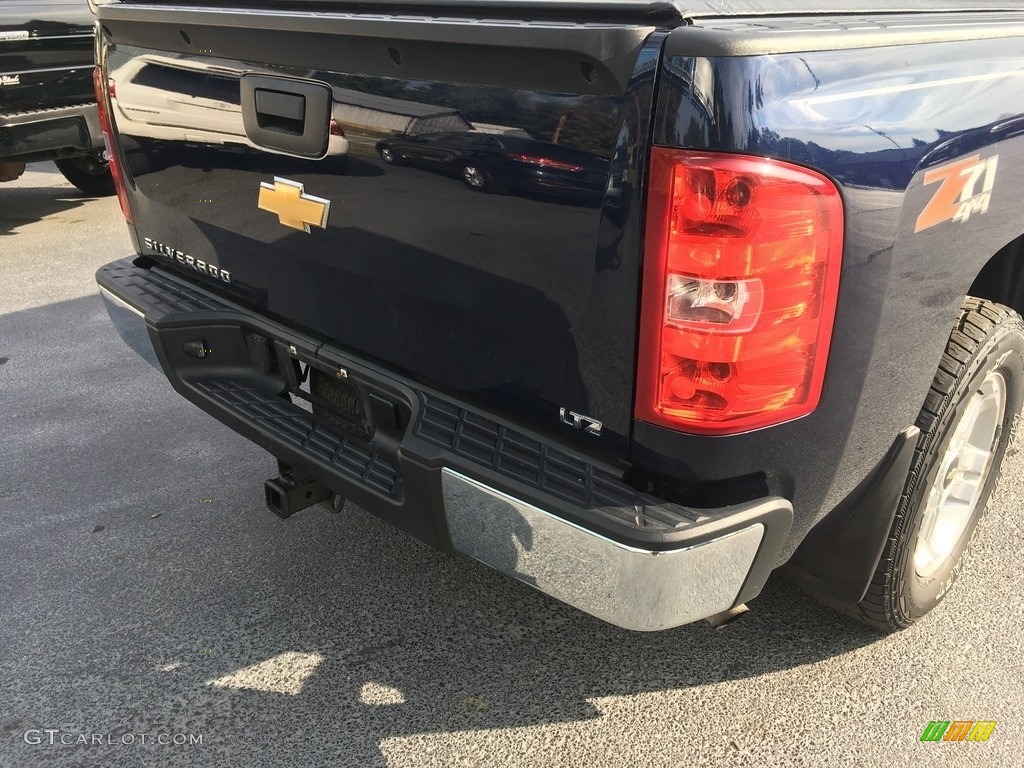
xmin=0 ymin=185 xmax=91 ymax=236
xmin=0 ymin=294 xmax=883 ymax=767
xmin=27 ymin=162 xmax=62 ymax=175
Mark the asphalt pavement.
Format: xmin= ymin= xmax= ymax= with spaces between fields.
xmin=1 ymin=164 xmax=1022 ymax=767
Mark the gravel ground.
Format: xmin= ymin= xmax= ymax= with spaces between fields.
xmin=1 ymin=164 xmax=1022 ymax=767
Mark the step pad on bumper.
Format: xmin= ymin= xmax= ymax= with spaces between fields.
xmin=417 ymin=394 xmax=694 ymax=531
xmin=195 ymin=378 xmax=399 ymax=497
xmin=99 ymin=258 xmax=232 ymax=318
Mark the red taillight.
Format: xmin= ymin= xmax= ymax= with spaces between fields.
xmin=329 ymin=118 xmax=345 ymax=137
xmin=505 ymin=153 xmax=582 ymax=172
xmin=93 ymin=66 xmax=133 ymax=223
xmin=635 ymin=149 xmax=844 ymax=435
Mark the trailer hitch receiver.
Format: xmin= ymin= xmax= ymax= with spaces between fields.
xmin=264 ymin=466 xmax=332 ymax=518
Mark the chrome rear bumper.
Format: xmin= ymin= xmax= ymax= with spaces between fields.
xmin=443 ymin=469 xmax=781 ymax=631
xmin=0 ymin=102 xmax=100 ymax=136
xmin=99 ymin=286 xmax=159 ymax=368
xmin=0 ymin=103 xmax=103 ymax=161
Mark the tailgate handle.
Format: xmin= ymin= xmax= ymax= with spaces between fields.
xmin=240 ymin=75 xmax=332 ymax=158
xmin=254 ymin=89 xmax=306 ymax=134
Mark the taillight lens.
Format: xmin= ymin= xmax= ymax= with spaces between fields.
xmin=93 ymin=66 xmax=133 ymax=223
xmin=505 ymin=153 xmax=582 ymax=172
xmin=329 ymin=118 xmax=345 ymax=137
xmin=635 ymin=149 xmax=844 ymax=435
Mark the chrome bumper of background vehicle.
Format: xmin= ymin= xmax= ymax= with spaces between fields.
xmin=442 ymin=469 xmax=769 ymax=631
xmin=0 ymin=103 xmax=102 ymax=144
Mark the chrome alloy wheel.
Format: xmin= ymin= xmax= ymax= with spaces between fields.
xmin=462 ymin=165 xmax=485 ymax=188
xmin=914 ymin=370 xmax=1006 ymax=578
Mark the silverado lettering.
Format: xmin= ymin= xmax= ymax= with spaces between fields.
xmin=143 ymin=237 xmax=231 ymax=283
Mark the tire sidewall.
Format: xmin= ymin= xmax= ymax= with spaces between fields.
xmin=55 ymin=154 xmax=115 ymax=197
xmin=896 ymin=320 xmax=1024 ymax=620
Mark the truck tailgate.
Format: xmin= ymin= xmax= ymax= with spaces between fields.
xmin=98 ymin=2 xmax=668 ymax=459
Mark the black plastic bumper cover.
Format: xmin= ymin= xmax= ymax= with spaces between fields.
xmin=97 ymin=257 xmax=793 ymax=628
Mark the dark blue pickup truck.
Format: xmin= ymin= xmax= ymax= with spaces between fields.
xmin=93 ymin=0 xmax=1024 ymax=632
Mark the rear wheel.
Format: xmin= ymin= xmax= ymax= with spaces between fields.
xmin=55 ymin=152 xmax=115 ymax=196
xmin=461 ymin=163 xmax=490 ymax=191
xmin=847 ymin=297 xmax=1024 ymax=630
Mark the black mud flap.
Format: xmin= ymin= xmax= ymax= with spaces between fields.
xmin=783 ymin=426 xmax=920 ymax=604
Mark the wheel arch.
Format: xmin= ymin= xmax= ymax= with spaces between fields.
xmin=967 ymin=233 xmax=1024 ymax=318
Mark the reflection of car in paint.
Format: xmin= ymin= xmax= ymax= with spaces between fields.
xmin=109 ymin=56 xmax=349 ymax=157
xmin=375 ymin=132 xmax=608 ymax=202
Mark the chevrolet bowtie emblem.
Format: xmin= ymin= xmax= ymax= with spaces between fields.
xmin=257 ymin=177 xmax=331 ymax=233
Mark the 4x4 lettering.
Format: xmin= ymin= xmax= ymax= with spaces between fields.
xmin=916 ymin=155 xmax=998 ymax=232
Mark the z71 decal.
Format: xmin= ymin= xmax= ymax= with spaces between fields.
xmin=915 ymin=154 xmax=999 ymax=233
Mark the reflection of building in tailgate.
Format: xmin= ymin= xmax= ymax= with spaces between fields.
xmin=331 ymin=88 xmax=471 ymax=149
xmin=109 ymin=55 xmax=349 ymax=156
xmin=110 ymin=55 xmax=243 ymax=145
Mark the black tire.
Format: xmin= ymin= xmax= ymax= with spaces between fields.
xmin=55 ymin=153 xmax=115 ymax=196
xmin=845 ymin=297 xmax=1024 ymax=630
